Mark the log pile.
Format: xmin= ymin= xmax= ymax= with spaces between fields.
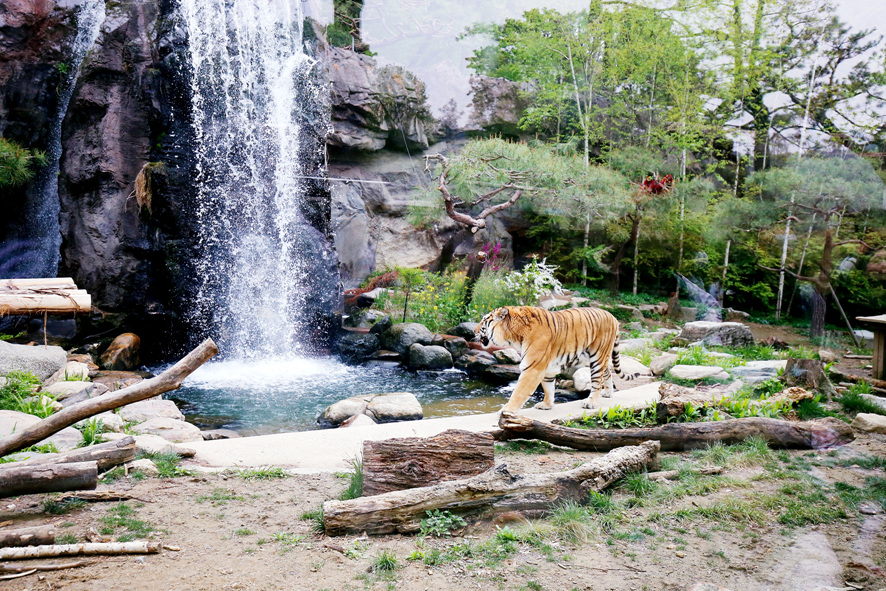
xmin=0 ymin=278 xmax=91 ymax=315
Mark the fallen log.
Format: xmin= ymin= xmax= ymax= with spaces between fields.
xmin=60 ymin=490 xmax=141 ymax=503
xmin=0 ymin=292 xmax=91 ymax=315
xmin=323 ymin=440 xmax=659 ymax=536
xmin=0 ymin=461 xmax=97 ymax=498
xmin=362 ymin=429 xmax=494 ymax=496
xmin=0 ymin=560 xmax=91 ymax=573
xmin=0 ymin=525 xmax=55 ymax=548
xmin=494 ymin=412 xmax=854 ymax=451
xmin=829 ymin=368 xmax=886 ymax=391
xmin=0 ymin=339 xmax=218 ymax=458
xmin=0 ymin=541 xmax=160 ymax=560
xmin=843 ymin=354 xmax=873 ymax=360
xmin=12 ymin=437 xmax=135 ymax=472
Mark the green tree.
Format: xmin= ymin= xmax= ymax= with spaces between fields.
xmin=0 ymin=138 xmax=46 ymax=188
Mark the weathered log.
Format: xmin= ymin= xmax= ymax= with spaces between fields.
xmin=0 ymin=339 xmax=218 ymax=458
xmin=0 ymin=541 xmax=160 ymax=560
xmin=13 ymin=437 xmax=135 ymax=472
xmin=60 ymin=490 xmax=140 ymax=503
xmin=0 ymin=560 xmax=91 ymax=573
xmin=362 ymin=429 xmax=495 ymax=496
xmin=829 ymin=368 xmax=886 ymax=391
xmin=323 ymin=440 xmax=659 ymax=536
xmin=0 ymin=292 xmax=91 ymax=315
xmin=494 ymin=411 xmax=854 ymax=451
xmin=0 ymin=278 xmax=77 ymax=290
xmin=0 ymin=525 xmax=55 ymax=548
xmin=784 ymin=358 xmax=837 ymax=396
xmin=0 ymin=461 xmax=97 ymax=497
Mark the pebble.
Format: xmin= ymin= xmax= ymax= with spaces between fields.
xmin=859 ymin=501 xmax=883 ymax=515
xmin=676 ymin=551 xmax=686 ymax=558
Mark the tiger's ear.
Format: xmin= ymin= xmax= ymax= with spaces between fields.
xmin=493 ymin=307 xmax=509 ymax=321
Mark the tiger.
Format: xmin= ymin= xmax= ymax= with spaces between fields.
xmin=475 ymin=306 xmax=640 ymax=412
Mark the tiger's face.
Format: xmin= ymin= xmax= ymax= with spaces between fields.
xmin=475 ymin=307 xmax=509 ymax=347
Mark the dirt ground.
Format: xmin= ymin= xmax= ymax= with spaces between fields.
xmin=1 ymin=430 xmax=884 ymax=591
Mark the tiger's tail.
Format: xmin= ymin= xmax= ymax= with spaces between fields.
xmin=611 ymin=335 xmax=641 ymax=381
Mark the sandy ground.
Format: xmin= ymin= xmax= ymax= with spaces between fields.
xmin=1 ymin=431 xmax=884 ymax=591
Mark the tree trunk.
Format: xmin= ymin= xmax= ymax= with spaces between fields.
xmin=0 ymin=339 xmax=218 ymax=458
xmin=494 ymin=412 xmax=853 ymax=451
xmin=0 ymin=541 xmax=160 ymax=560
xmin=0 ymin=462 xmax=97 ymax=497
xmin=611 ymin=212 xmax=641 ymax=295
xmin=15 ymin=437 xmax=135 ymax=472
xmin=323 ymin=441 xmax=660 ymax=536
xmin=810 ymin=288 xmax=827 ymax=339
xmin=363 ymin=430 xmax=494 ymax=496
xmin=0 ymin=526 xmax=56 ymax=548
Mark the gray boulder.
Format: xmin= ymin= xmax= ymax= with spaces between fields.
xmin=0 ymin=341 xmax=67 ymax=381
xmin=118 ymin=398 xmax=185 ymax=422
xmin=454 ymin=350 xmax=496 ymax=372
xmin=337 ymin=331 xmax=380 ymax=362
xmin=724 ymin=308 xmax=750 ymax=322
xmin=650 ymin=353 xmax=678 ymax=376
xmin=131 ymin=417 xmax=203 ymax=443
xmin=616 ymin=305 xmax=644 ymax=321
xmin=103 ymin=433 xmax=196 ymax=457
xmin=851 ymin=413 xmax=886 ymax=434
xmin=677 ymin=321 xmax=754 ymax=348
xmin=618 ymin=338 xmax=655 ymax=354
xmin=493 ymin=348 xmax=522 ymax=365
xmin=669 ymin=365 xmax=730 ymax=381
xmin=408 ymin=344 xmax=453 ymax=370
xmin=380 ymin=323 xmax=434 ymax=356
xmin=442 ymin=337 xmax=468 ymax=360
xmin=483 ymin=364 xmax=521 ymax=383
xmin=728 ymin=360 xmax=787 ymax=384
xmin=320 ymin=392 xmax=423 ymax=426
xmin=44 ymin=361 xmax=91 ymax=386
xmin=448 ymin=323 xmax=479 ymax=339
xmin=369 ymin=315 xmax=393 ymax=335
xmin=0 ymin=410 xmax=82 ymax=451
xmin=468 ymin=75 xmax=531 ymax=136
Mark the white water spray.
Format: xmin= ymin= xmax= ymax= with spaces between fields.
xmin=181 ymin=0 xmax=321 ymax=359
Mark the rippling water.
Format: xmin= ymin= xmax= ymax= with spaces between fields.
xmin=167 ymin=357 xmax=512 ymax=435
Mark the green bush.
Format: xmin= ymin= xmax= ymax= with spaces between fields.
xmin=0 ymin=137 xmax=46 ymax=187
xmin=0 ymin=371 xmax=55 ymax=418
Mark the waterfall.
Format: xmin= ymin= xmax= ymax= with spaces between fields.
xmin=180 ymin=0 xmax=324 ymax=359
xmin=8 ymin=1 xmax=104 ymax=278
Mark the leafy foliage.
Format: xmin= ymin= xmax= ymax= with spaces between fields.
xmin=0 ymin=137 xmax=46 ymax=188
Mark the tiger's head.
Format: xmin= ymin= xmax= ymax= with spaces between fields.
xmin=475 ymin=307 xmax=510 ymax=347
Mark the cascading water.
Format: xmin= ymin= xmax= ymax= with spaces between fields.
xmin=180 ymin=0 xmax=321 ymax=358
xmin=3 ymin=1 xmax=104 ymax=278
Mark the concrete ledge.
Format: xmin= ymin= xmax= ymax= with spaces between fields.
xmin=183 ymin=382 xmax=661 ymax=473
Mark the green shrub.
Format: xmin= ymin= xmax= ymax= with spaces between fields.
xmin=0 ymin=137 xmax=47 ymax=187
xmin=0 ymin=371 xmax=55 ymax=418
xmin=419 ymin=509 xmax=466 ymax=537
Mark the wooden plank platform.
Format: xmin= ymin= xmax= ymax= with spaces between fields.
xmin=856 ymin=314 xmax=886 ymax=380
xmin=0 ymin=277 xmax=91 ymax=315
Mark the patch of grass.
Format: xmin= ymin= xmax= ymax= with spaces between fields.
xmin=234 ymin=527 xmax=255 ymax=536
xmin=547 ymin=501 xmax=594 ymax=543
xmin=23 ymin=442 xmax=60 ymax=454
xmin=776 ymin=484 xmax=848 ymax=526
xmin=230 ymin=466 xmax=288 ymax=481
xmin=301 ymin=508 xmax=325 ymax=534
xmin=136 ymin=451 xmax=194 ymax=478
xmin=336 ymin=457 xmax=363 ymax=501
xmin=419 ymin=509 xmax=466 ymax=537
xmin=662 ymin=371 xmax=731 ymax=388
xmin=101 ymin=466 xmax=126 ymax=483
xmin=496 ymin=440 xmax=555 ymax=454
xmin=56 ymin=533 xmax=78 ymax=545
xmin=76 ymin=418 xmax=103 ymax=447
xmin=272 ymin=531 xmax=305 ymax=552
xmin=371 ymin=549 xmax=399 ymax=572
xmin=100 ymin=503 xmax=152 ymax=541
xmin=835 ymin=477 xmax=886 ymax=512
xmin=837 ymin=454 xmax=886 ymax=470
xmin=839 ymin=388 xmax=886 ymax=416
xmin=795 ymin=396 xmax=843 ymax=421
xmin=562 ymin=403 xmax=657 ymax=430
xmin=196 ymin=488 xmax=245 ymax=505
xmin=42 ymin=498 xmax=85 ymax=515
xmin=690 ymin=437 xmax=774 ymax=468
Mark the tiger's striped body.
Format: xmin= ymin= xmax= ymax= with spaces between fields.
xmin=475 ymin=306 xmax=639 ymax=412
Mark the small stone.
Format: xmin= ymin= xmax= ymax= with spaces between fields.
xmin=127 ymin=458 xmax=160 ymax=477
xmin=851 ymin=413 xmax=886 ymax=434
xmin=818 ymin=350 xmax=837 ymax=364
xmin=676 ymin=551 xmax=686 ymax=558
xmin=859 ymin=501 xmax=883 ymax=515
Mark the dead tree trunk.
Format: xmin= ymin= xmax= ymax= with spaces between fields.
xmin=15 ymin=437 xmax=135 ymax=472
xmin=323 ymin=440 xmax=659 ymax=536
xmin=0 ymin=541 xmax=160 ymax=560
xmin=0 ymin=461 xmax=97 ymax=497
xmin=0 ymin=339 xmax=217 ymax=458
xmin=494 ymin=412 xmax=853 ymax=451
xmin=0 ymin=526 xmax=56 ymax=548
xmin=363 ymin=430 xmax=494 ymax=496
xmin=656 ymin=383 xmax=720 ymax=421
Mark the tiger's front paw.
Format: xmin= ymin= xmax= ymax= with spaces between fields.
xmin=533 ymin=401 xmax=553 ymax=410
xmin=581 ymin=400 xmax=597 ymax=410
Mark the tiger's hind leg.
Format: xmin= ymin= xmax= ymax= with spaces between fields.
xmin=580 ymin=355 xmax=607 ymax=410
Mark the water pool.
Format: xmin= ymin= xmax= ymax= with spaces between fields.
xmin=166 ymin=357 xmax=514 ymax=435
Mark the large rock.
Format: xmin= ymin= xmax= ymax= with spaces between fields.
xmin=337 ymin=331 xmax=380 ymax=362
xmin=131 ymin=417 xmax=203 ymax=443
xmin=449 ymin=323 xmax=479 ymax=340
xmin=319 ymin=392 xmax=423 ymax=427
xmin=493 ymin=348 xmax=522 ymax=365
xmin=327 ymin=47 xmax=432 ymax=151
xmin=442 ymin=337 xmax=468 ymax=360
xmin=99 ymin=333 xmax=141 ymax=370
xmin=117 ymin=398 xmax=185 ymax=422
xmin=0 ymin=410 xmax=82 ymax=451
xmin=42 ymin=380 xmax=107 ymax=403
xmin=483 ymin=364 xmax=521 ymax=383
xmin=650 ymin=353 xmax=678 ymax=376
xmin=677 ymin=322 xmax=755 ymax=348
xmin=103 ymin=432 xmax=196 ymax=457
xmin=728 ymin=360 xmax=788 ymax=384
xmin=380 ymin=323 xmax=434 ymax=356
xmin=851 ymin=413 xmax=886 ymax=434
xmin=0 ymin=341 xmax=67 ymax=380
xmin=44 ymin=361 xmax=91 ymax=386
xmin=408 ymin=344 xmax=453 ymax=370
xmin=454 ymin=350 xmax=496 ymax=373
xmin=669 ymin=365 xmax=730 ymax=381
xmin=468 ymin=75 xmax=531 ymax=136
